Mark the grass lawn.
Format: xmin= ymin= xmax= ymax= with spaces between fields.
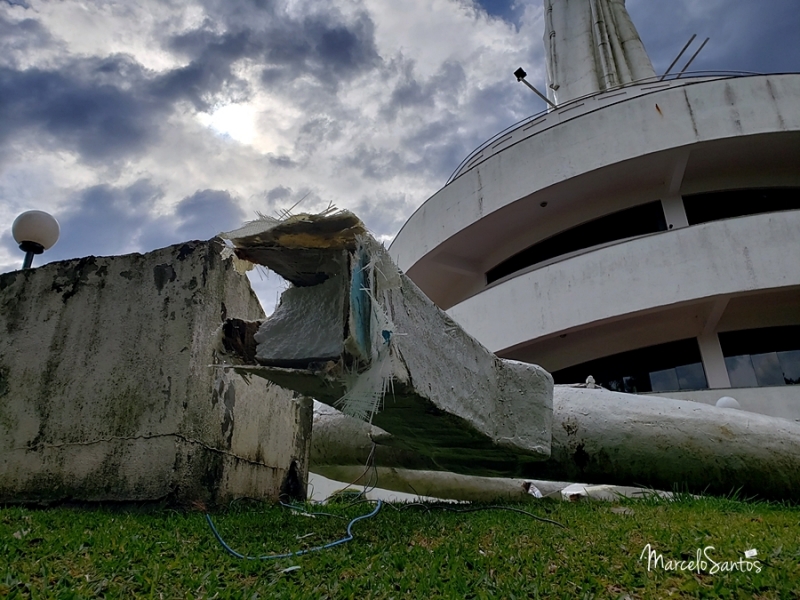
xmin=1 ymin=493 xmax=798 ymax=599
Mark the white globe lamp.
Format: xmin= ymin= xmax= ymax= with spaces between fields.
xmin=716 ymin=396 xmax=741 ymax=410
xmin=12 ymin=210 xmax=60 ymax=270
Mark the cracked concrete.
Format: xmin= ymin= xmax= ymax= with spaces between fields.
xmin=0 ymin=240 xmax=312 ymax=505
xmin=221 ymin=211 xmax=553 ymax=476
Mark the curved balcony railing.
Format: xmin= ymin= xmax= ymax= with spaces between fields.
xmin=444 ymin=70 xmax=765 ymax=185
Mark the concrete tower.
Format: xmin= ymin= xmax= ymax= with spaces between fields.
xmin=544 ymin=0 xmax=655 ymax=104
xmin=390 ymin=3 xmax=800 ymax=420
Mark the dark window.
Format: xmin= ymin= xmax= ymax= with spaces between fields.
xmin=683 ymin=188 xmax=800 ymax=226
xmin=719 ymin=325 xmax=800 ymax=387
xmin=486 ymin=201 xmax=667 ymax=284
xmin=551 ymin=338 xmax=708 ymax=394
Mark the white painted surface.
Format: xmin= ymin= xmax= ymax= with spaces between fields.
xmin=543 ymin=0 xmax=655 ymax=105
xmin=12 ymin=210 xmax=60 ymax=250
xmin=716 ymin=397 xmax=742 ymax=410
xmin=446 ymin=211 xmax=800 ymax=355
xmin=697 ymin=331 xmax=731 ymax=389
xmin=390 ymin=75 xmax=800 ymax=281
xmin=541 ymin=386 xmax=800 ymax=499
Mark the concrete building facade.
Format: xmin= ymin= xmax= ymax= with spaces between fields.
xmin=390 ymin=3 xmax=800 ymax=420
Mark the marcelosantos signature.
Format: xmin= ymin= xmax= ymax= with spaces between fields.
xmin=639 ymin=544 xmax=763 ymax=574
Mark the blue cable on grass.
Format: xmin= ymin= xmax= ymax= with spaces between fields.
xmin=205 ymin=500 xmax=383 ymax=560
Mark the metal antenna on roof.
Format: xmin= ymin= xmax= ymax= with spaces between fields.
xmin=660 ymin=34 xmax=697 ymax=81
xmin=675 ymin=37 xmax=710 ymax=79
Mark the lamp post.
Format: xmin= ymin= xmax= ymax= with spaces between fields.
xmin=12 ymin=210 xmax=60 ymax=270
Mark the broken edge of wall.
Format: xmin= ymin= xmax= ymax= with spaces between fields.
xmin=0 ymin=240 xmax=312 ymax=506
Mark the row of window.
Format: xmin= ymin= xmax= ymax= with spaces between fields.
xmin=551 ymin=325 xmax=800 ymax=393
xmin=487 ymin=188 xmax=800 ymax=285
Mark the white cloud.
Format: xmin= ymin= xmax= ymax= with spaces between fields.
xmin=1 ymin=0 xmax=795 ymax=315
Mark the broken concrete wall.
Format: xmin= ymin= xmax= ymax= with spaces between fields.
xmin=0 ymin=240 xmax=312 ymax=505
xmin=221 ymin=212 xmax=553 ymax=476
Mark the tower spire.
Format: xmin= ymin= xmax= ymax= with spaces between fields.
xmin=543 ymin=0 xmax=655 ymax=105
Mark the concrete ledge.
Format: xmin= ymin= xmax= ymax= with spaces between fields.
xmin=448 ymin=211 xmax=800 ymax=353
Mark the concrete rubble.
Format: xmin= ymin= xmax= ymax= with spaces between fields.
xmin=0 ymin=240 xmax=312 ymax=505
xmin=220 ymin=210 xmax=554 ymax=475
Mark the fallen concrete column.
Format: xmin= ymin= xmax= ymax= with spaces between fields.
xmin=529 ymin=386 xmax=800 ymax=500
xmin=311 ymin=465 xmax=570 ymax=502
xmin=309 ymin=387 xmax=800 ymax=501
xmin=220 ymin=210 xmax=553 ymax=475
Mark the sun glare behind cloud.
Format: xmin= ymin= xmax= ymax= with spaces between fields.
xmin=198 ymin=104 xmax=257 ymax=145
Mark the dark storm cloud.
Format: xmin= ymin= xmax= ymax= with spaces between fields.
xmin=373 ymin=67 xmax=534 ymax=184
xmin=0 ymin=179 xmax=170 ymax=263
xmin=266 ymin=186 xmax=291 ymax=202
xmin=0 ymin=14 xmax=54 ymax=67
xmin=0 ymin=182 xmax=249 ymax=264
xmin=0 ymin=2 xmax=381 ymax=167
xmin=0 ymin=55 xmax=166 ymax=163
xmin=261 ymin=11 xmax=380 ymax=82
xmin=266 ymin=154 xmax=298 ymax=168
xmin=158 ymin=29 xmax=257 ymax=110
xmin=164 ymin=5 xmax=380 ymax=94
xmin=379 ymin=59 xmax=466 ymax=121
xmin=194 ymin=0 xmax=278 ymax=31
xmin=343 ymin=145 xmax=408 ymax=181
xmin=294 ymin=116 xmax=343 ymax=155
xmin=174 ymin=189 xmax=246 ymax=240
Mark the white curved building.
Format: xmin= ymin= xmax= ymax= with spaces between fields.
xmin=390 ymin=1 xmax=800 ymax=420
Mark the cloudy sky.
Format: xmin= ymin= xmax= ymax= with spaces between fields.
xmin=2 ymin=0 xmax=798 ymax=312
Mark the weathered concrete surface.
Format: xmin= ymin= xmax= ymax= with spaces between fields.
xmin=544 ymin=0 xmax=656 ymax=105
xmin=254 ymin=272 xmax=347 ymax=366
xmin=525 ymin=386 xmax=800 ymax=500
xmin=0 ymin=240 xmax=312 ymax=505
xmin=221 ymin=212 xmax=553 ymax=476
xmin=310 ymin=402 xmax=433 ymax=471
xmin=309 ymin=387 xmax=800 ymax=501
xmin=311 ymin=466 xmax=571 ymax=502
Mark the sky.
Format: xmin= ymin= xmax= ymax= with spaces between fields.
xmin=1 ymin=0 xmax=798 ymax=312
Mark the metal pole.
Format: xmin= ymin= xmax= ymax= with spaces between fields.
xmin=19 ymin=241 xmax=44 ymax=270
xmin=660 ymin=34 xmax=697 ymax=81
xmin=520 ymin=78 xmax=558 ymax=109
xmin=676 ymin=37 xmax=710 ymax=79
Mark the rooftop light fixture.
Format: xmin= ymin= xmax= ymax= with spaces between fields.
xmin=514 ymin=67 xmax=557 ymax=109
xmin=12 ymin=210 xmax=60 ymax=270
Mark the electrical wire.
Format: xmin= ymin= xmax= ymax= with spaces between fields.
xmin=333 ymin=442 xmax=377 ymax=500
xmin=205 ymin=500 xmax=383 ymax=560
xmin=278 ymin=501 xmax=348 ymax=520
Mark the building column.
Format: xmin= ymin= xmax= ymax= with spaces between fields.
xmin=698 ymin=297 xmax=731 ymax=389
xmin=661 ymin=195 xmax=689 ymax=230
xmin=661 ymin=150 xmax=690 ymax=230
xmin=698 ymin=331 xmax=731 ymax=389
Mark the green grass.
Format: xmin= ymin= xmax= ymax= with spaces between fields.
xmin=1 ymin=494 xmax=799 ymax=599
